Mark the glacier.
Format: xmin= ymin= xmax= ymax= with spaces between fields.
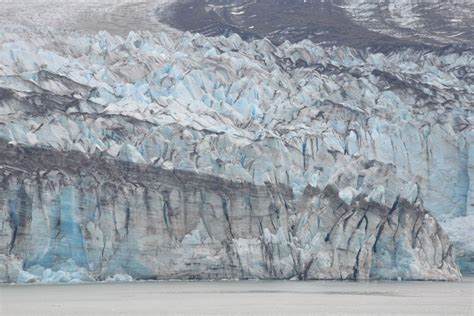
xmin=0 ymin=26 xmax=472 ymax=282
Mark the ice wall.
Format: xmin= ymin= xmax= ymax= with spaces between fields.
xmin=0 ymin=141 xmax=460 ymax=281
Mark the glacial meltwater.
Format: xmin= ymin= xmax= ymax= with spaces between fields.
xmin=1 ymin=277 xmax=473 ymax=315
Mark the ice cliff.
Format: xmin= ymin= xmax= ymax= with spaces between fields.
xmin=0 ymin=26 xmax=471 ymax=282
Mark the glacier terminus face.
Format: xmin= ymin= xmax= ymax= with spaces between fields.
xmin=0 ymin=22 xmax=471 ymax=283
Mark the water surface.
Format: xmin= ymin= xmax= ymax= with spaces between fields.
xmin=1 ymin=277 xmax=473 ymax=315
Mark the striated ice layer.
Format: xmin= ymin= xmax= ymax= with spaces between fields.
xmin=0 ymin=27 xmax=471 ymax=281
xmin=341 ymin=0 xmax=474 ymax=46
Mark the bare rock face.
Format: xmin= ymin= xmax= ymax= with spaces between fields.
xmin=0 ymin=26 xmax=469 ymax=282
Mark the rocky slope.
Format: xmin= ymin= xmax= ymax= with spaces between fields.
xmin=0 ymin=26 xmax=471 ymax=282
xmin=343 ymin=0 xmax=474 ymax=46
xmin=165 ymin=0 xmax=474 ymax=48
